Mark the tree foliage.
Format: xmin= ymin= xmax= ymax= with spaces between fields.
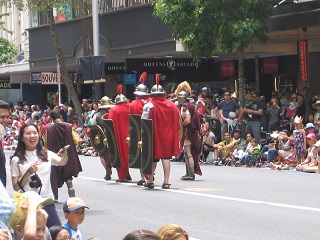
xmin=153 ymin=0 xmax=278 ymax=60
xmin=13 ymin=0 xmax=92 ymax=114
xmin=0 ymin=12 xmax=12 ymax=34
xmin=0 ymin=37 xmax=17 ymax=64
xmin=153 ymin=0 xmax=279 ymax=104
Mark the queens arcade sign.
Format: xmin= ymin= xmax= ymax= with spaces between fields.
xmin=126 ymin=58 xmax=214 ymax=73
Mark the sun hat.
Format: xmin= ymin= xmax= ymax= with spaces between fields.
xmin=294 ymin=116 xmax=303 ymax=124
xmin=312 ymin=100 xmax=320 ymax=110
xmin=63 ymin=197 xmax=89 ymax=212
xmin=8 ymin=191 xmax=53 ymax=229
xmin=314 ymin=140 xmax=320 ymax=147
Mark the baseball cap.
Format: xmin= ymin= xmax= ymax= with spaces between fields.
xmin=8 ymin=191 xmax=53 ymax=229
xmin=75 ymin=127 xmax=82 ymax=133
xmin=201 ymin=87 xmax=208 ymax=91
xmin=63 ymin=197 xmax=89 ymax=212
xmin=305 ymin=123 xmax=315 ymax=129
xmin=233 ymin=129 xmax=241 ymax=133
xmin=306 ymin=133 xmax=316 ymax=139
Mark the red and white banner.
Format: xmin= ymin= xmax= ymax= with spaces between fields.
xmin=220 ymin=61 xmax=235 ymax=77
xmin=41 ymin=72 xmax=63 ymax=85
xmin=298 ymin=40 xmax=308 ymax=82
xmin=263 ymin=57 xmax=278 ymax=75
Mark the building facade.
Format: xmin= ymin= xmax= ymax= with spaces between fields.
xmin=0 ymin=1 xmax=320 ymax=104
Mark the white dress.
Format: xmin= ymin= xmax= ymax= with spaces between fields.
xmin=11 ymin=150 xmax=58 ymax=199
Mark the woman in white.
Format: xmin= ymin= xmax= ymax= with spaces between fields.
xmin=296 ymin=133 xmax=317 ymax=171
xmin=301 ymin=139 xmax=320 ymax=173
xmin=312 ymin=100 xmax=320 ymax=133
xmin=10 ymin=123 xmax=68 ymax=228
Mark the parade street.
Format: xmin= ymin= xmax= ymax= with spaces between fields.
xmin=4 ymin=150 xmax=320 ymax=240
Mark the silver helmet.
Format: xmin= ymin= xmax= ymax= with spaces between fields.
xmin=98 ymin=96 xmax=113 ymax=108
xmin=178 ymin=91 xmax=189 ymax=99
xmin=150 ymin=84 xmax=165 ymax=96
xmin=100 ymin=96 xmax=112 ymax=105
xmin=134 ymin=84 xmax=149 ymax=96
xmin=114 ymin=94 xmax=126 ymax=104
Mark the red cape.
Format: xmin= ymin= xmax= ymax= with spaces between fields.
xmin=150 ymin=96 xmax=180 ymax=159
xmin=108 ymin=102 xmax=130 ymax=168
xmin=129 ymin=97 xmax=151 ymax=115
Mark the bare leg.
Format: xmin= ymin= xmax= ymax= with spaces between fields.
xmin=297 ymin=154 xmax=304 ymax=165
xmin=139 ymin=169 xmax=146 ymax=181
xmin=161 ymin=159 xmax=171 ymax=184
xmin=214 ymin=149 xmax=219 ymax=159
xmin=147 ymin=162 xmax=157 ymax=184
xmin=99 ymin=151 xmax=112 ymax=180
xmin=222 ymin=149 xmax=231 ymax=161
xmin=303 ymin=166 xmax=319 ymax=173
xmin=136 ymin=168 xmax=147 ymax=185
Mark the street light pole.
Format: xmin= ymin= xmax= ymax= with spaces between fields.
xmin=92 ymin=0 xmax=100 ymax=103
xmin=92 ymin=0 xmax=100 ymax=56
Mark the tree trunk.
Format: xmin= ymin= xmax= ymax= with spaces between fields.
xmin=46 ymin=10 xmax=83 ymax=115
xmin=238 ymin=51 xmax=245 ymax=107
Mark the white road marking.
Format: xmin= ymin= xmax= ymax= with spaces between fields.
xmin=79 ymin=176 xmax=320 ymax=213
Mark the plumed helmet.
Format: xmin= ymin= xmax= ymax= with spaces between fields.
xmin=150 ymin=73 xmax=165 ymax=96
xmin=115 ymin=84 xmax=126 ymax=104
xmin=134 ymin=84 xmax=149 ymax=96
xmin=178 ymin=91 xmax=189 ymax=99
xmin=150 ymin=84 xmax=165 ymax=96
xmin=115 ymin=94 xmax=126 ymax=104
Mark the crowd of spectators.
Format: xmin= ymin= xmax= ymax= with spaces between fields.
xmin=2 ymin=85 xmax=320 ymax=240
xmin=1 ymin=100 xmax=95 ymax=157
xmin=194 ymin=86 xmax=320 ymax=172
xmin=2 ymin=86 xmax=320 ymax=169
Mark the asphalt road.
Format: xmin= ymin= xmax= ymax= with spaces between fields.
xmin=4 ymin=150 xmax=320 ymax=240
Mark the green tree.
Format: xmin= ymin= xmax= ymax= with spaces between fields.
xmin=0 ymin=12 xmax=12 ymax=34
xmin=0 ymin=37 xmax=17 ymax=64
xmin=14 ymin=0 xmax=91 ymax=114
xmin=153 ymin=0 xmax=279 ymax=105
xmin=0 ymin=10 xmax=17 ymax=64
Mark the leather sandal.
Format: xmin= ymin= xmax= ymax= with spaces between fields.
xmin=144 ymin=182 xmax=154 ymax=189
xmin=116 ymin=178 xmax=127 ymax=183
xmin=180 ymin=175 xmax=195 ymax=180
xmin=137 ymin=180 xmax=146 ymax=186
xmin=161 ymin=183 xmax=171 ymax=189
xmin=180 ymin=174 xmax=188 ymax=180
